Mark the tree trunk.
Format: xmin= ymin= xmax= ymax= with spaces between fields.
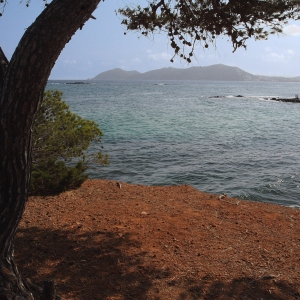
xmin=0 ymin=0 xmax=101 ymax=298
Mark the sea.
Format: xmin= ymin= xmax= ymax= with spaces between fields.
xmin=46 ymin=80 xmax=300 ymax=208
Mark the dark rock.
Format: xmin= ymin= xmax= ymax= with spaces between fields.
xmin=66 ymin=82 xmax=87 ymax=84
xmin=273 ymin=98 xmax=300 ymax=103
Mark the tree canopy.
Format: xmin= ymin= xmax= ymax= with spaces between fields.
xmin=119 ymin=0 xmax=300 ymax=62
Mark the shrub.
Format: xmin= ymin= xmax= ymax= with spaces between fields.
xmin=30 ymin=90 xmax=108 ymax=195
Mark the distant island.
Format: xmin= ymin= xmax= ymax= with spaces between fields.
xmin=91 ymin=64 xmax=300 ymax=82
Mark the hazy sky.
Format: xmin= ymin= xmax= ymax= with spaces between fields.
xmin=2 ymin=1 xmax=300 ymax=79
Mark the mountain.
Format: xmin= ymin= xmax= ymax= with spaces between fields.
xmin=92 ymin=68 xmax=141 ymax=80
xmin=91 ymin=64 xmax=300 ymax=82
xmin=130 ymin=64 xmax=256 ymax=81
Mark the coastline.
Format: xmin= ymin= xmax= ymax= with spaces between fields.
xmin=16 ymin=179 xmax=300 ymax=299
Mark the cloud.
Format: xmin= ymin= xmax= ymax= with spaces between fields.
xmin=267 ymin=52 xmax=285 ymax=61
xmin=63 ymin=59 xmax=77 ymax=64
xmin=262 ymin=47 xmax=295 ymax=63
xmin=283 ymin=24 xmax=300 ymax=36
xmin=147 ymin=50 xmax=171 ymax=61
xmin=132 ymin=58 xmax=141 ymax=63
xmin=286 ymin=49 xmax=295 ymax=55
xmin=264 ymin=47 xmax=272 ymax=52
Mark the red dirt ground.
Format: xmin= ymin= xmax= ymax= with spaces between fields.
xmin=15 ymin=179 xmax=300 ymax=299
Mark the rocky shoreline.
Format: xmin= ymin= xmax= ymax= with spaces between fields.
xmin=209 ymin=94 xmax=300 ymax=103
xmin=270 ymin=97 xmax=300 ymax=103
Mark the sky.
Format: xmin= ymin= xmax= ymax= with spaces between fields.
xmin=1 ymin=1 xmax=300 ymax=79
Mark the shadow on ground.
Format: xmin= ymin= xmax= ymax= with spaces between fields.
xmin=177 ymin=275 xmax=300 ymax=300
xmin=15 ymin=227 xmax=300 ymax=300
xmin=15 ymin=226 xmax=169 ymax=299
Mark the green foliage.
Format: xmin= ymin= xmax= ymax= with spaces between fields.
xmin=119 ymin=0 xmax=300 ymax=62
xmin=30 ymin=160 xmax=88 ymax=196
xmin=30 ymin=90 xmax=108 ymax=195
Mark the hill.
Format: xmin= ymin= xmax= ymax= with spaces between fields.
xmin=92 ymin=68 xmax=141 ymax=80
xmin=91 ymin=64 xmax=300 ymax=82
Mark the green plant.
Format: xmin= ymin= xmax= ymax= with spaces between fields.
xmin=30 ymin=90 xmax=108 ymax=195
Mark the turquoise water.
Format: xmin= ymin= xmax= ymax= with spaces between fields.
xmin=47 ymin=80 xmax=300 ymax=207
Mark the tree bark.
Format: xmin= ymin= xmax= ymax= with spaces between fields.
xmin=0 ymin=47 xmax=8 ymax=90
xmin=0 ymin=0 xmax=101 ymax=298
